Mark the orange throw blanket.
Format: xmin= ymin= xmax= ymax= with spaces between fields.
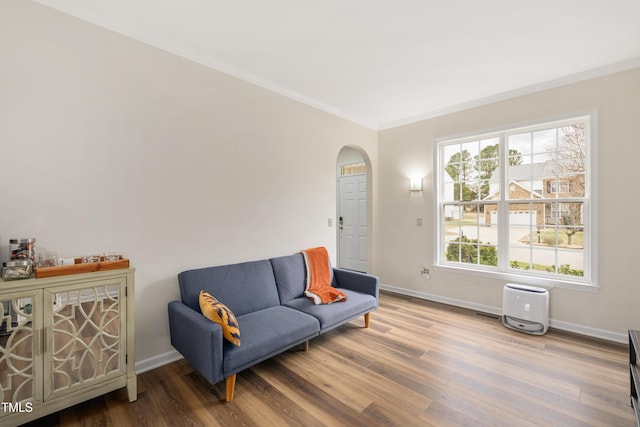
xmin=302 ymin=247 xmax=347 ymax=304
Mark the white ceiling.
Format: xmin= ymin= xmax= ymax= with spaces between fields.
xmin=34 ymin=0 xmax=640 ymax=130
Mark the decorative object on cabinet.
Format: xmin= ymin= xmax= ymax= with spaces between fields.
xmin=9 ymin=238 xmax=36 ymax=263
xmin=0 ymin=268 xmax=136 ymax=426
xmin=1 ymin=261 xmax=33 ymax=280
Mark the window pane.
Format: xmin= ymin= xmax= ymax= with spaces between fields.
xmin=443 ymin=144 xmax=459 ymax=163
xmin=445 ymin=242 xmax=462 ymax=263
xmin=479 ymin=242 xmax=498 ymax=266
xmin=480 ymin=138 xmax=500 ymax=159
xmin=478 ymin=179 xmax=491 ymax=200
xmin=443 ymin=204 xmax=462 ymax=221
xmin=444 ymin=145 xmax=474 ymax=193
xmin=511 ymin=235 xmax=552 ymax=273
xmin=567 ymin=174 xmax=585 ymax=197
xmin=553 ymin=202 xmax=584 ymax=230
xmin=459 ymin=180 xmax=474 ymax=201
xmin=509 ymin=132 xmax=531 ymax=156
xmin=531 ymin=247 xmax=554 ymax=273
xmin=444 ymin=204 xmax=498 ymax=267
xmin=508 ymin=137 xmax=538 ymax=200
xmin=533 ymin=128 xmax=557 ymax=152
xmin=443 ymin=181 xmax=455 ymax=202
xmin=559 ymin=124 xmax=586 ymax=152
xmin=483 ymin=203 xmax=499 ymax=230
xmin=443 ymin=204 xmax=462 ymax=242
xmin=556 ymin=249 xmax=584 ymax=277
xmin=508 ymin=151 xmax=524 ymax=167
xmin=461 ymin=141 xmax=479 ymax=158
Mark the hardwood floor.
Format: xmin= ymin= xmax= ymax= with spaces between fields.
xmin=21 ymin=291 xmax=635 ymax=427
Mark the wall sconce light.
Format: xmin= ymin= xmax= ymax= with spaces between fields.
xmin=410 ymin=177 xmax=423 ymax=192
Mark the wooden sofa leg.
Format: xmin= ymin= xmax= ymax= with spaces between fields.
xmin=225 ymin=374 xmax=237 ymax=402
xmin=303 ymin=340 xmax=309 ymax=351
xmin=364 ymin=312 xmax=371 ymax=328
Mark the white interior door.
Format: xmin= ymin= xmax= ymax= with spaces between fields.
xmin=338 ymin=174 xmax=367 ymax=272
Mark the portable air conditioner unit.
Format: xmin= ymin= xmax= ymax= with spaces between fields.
xmin=502 ymin=283 xmax=549 ymax=335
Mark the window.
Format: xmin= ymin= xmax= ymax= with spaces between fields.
xmin=340 ymin=162 xmax=366 ymax=176
xmin=548 ymin=179 xmax=570 ymax=194
xmin=436 ymin=115 xmax=595 ymax=286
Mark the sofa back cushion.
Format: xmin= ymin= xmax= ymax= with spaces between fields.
xmin=178 ymin=259 xmax=280 ymax=316
xmin=270 ymin=253 xmax=336 ymax=304
xmin=270 ymin=254 xmax=306 ymax=304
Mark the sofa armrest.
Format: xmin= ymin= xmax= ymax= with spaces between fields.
xmin=333 ymin=268 xmax=379 ymax=306
xmin=168 ymin=301 xmax=225 ymax=385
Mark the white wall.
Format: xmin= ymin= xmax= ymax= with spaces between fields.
xmin=0 ymin=1 xmax=377 ymax=365
xmin=378 ymin=67 xmax=640 ymax=341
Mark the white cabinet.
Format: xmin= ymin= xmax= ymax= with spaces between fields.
xmin=630 ymin=330 xmax=639 ymax=426
xmin=0 ymin=268 xmax=136 ymax=426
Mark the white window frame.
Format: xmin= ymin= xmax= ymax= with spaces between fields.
xmin=434 ymin=112 xmax=598 ymax=290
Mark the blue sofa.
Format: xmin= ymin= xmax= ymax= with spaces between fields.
xmin=167 ymin=252 xmax=379 ymax=402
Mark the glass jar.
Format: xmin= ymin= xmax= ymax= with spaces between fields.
xmin=9 ymin=238 xmax=36 ymax=263
xmin=2 ymin=261 xmax=33 ymax=280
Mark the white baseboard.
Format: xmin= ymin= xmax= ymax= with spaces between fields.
xmin=135 ymin=349 xmax=183 ymax=374
xmin=380 ymin=283 xmax=628 ymax=344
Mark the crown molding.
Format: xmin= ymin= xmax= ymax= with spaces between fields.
xmin=379 ymin=57 xmax=640 ymax=131
xmin=34 ymin=2 xmax=380 ymax=131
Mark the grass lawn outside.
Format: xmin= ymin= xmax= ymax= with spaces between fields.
xmin=520 ymin=229 xmax=584 ymax=249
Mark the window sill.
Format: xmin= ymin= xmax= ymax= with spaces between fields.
xmin=433 ymin=264 xmax=599 ymax=293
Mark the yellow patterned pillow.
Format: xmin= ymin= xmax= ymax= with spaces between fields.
xmin=199 ymin=290 xmax=241 ymax=346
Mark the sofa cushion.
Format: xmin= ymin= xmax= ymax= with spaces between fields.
xmin=270 ymin=253 xmax=306 ymax=304
xmin=223 ymin=306 xmax=320 ymax=376
xmin=199 ymin=291 xmax=241 ymax=346
xmin=283 ymin=288 xmax=377 ymax=332
xmin=178 ymin=260 xmax=280 ymax=316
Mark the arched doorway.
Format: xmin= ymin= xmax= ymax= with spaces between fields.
xmin=336 ymin=146 xmax=372 ymax=273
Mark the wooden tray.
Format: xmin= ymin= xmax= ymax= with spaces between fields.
xmin=35 ymin=257 xmax=130 ymax=279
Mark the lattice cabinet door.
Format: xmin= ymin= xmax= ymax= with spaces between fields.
xmin=43 ymin=277 xmax=127 ymax=400
xmin=0 ymin=289 xmax=44 ymax=413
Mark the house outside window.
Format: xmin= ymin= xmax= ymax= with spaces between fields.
xmin=436 ymin=114 xmax=595 ymax=287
